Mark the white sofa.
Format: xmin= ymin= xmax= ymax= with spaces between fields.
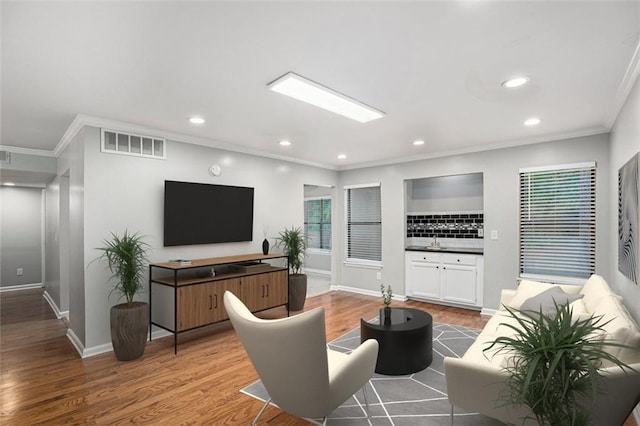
xmin=444 ymin=274 xmax=640 ymax=425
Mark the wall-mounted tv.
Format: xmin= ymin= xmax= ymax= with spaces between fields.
xmin=164 ymin=180 xmax=254 ymax=246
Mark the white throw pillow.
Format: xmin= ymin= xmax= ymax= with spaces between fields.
xmin=580 ymin=274 xmax=621 ymax=312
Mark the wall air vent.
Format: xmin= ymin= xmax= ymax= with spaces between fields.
xmin=0 ymin=151 xmax=11 ymax=163
xmin=101 ymin=129 xmax=166 ymax=160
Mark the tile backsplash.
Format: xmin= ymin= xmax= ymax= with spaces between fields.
xmin=407 ymin=212 xmax=483 ymax=239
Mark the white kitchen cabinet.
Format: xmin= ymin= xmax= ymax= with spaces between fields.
xmin=406 ymin=253 xmax=441 ymax=299
xmin=405 ymin=251 xmax=483 ymax=309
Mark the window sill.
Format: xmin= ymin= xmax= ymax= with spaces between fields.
xmin=343 ymin=259 xmax=383 ymax=270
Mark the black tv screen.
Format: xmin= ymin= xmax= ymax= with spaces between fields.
xmin=164 ymin=180 xmax=254 ymax=246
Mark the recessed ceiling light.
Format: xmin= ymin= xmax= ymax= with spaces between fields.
xmin=279 ymin=140 xmax=292 ymax=146
xmin=524 ymin=117 xmax=541 ymax=126
xmin=413 ymin=140 xmax=425 ymax=146
xmin=3 ymin=182 xmax=15 ymax=186
xmin=188 ymin=116 xmax=205 ymax=125
xmin=267 ymin=72 xmax=385 ymax=123
xmin=337 ymin=154 xmax=347 ymax=160
xmin=502 ymin=76 xmax=530 ymax=88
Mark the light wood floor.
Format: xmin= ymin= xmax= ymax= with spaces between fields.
xmin=1 ymin=289 xmax=636 ymax=425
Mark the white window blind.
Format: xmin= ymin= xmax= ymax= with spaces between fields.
xmin=304 ymin=198 xmax=332 ymax=250
xmin=519 ymin=163 xmax=596 ymax=282
xmin=345 ymin=184 xmax=382 ymax=264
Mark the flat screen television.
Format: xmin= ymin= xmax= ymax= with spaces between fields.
xmin=164 ymin=180 xmax=254 ymax=246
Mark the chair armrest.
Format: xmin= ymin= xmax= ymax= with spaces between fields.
xmin=328 ymin=339 xmax=379 ymax=411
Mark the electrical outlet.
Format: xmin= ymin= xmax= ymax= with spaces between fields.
xmin=478 ymin=228 xmax=484 ymax=237
xmin=17 ymin=268 xmax=23 ymax=276
xmin=491 ymin=230 xmax=498 ymax=240
xmin=376 ymin=272 xmax=382 ymax=280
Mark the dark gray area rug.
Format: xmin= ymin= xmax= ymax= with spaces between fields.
xmin=240 ymin=321 xmax=505 ymax=425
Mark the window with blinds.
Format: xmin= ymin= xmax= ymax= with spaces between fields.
xmin=345 ymin=184 xmax=382 ymax=265
xmin=519 ymin=163 xmax=596 ymax=283
xmin=304 ymin=198 xmax=332 ymax=250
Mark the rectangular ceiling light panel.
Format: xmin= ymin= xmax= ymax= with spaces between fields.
xmin=267 ymin=72 xmax=385 ymax=123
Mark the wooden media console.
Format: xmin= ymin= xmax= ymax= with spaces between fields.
xmin=149 ymin=253 xmax=289 ymax=353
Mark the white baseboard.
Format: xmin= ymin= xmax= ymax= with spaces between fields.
xmin=66 ymin=328 xmax=85 ymax=358
xmin=71 ymin=327 xmax=174 ymax=359
xmin=333 ymin=284 xmax=408 ymax=302
xmin=480 ymin=307 xmax=498 ymax=317
xmin=42 ymin=291 xmax=69 ymax=319
xmin=0 ymin=282 xmax=43 ymax=292
xmin=304 ymin=268 xmax=331 ymax=277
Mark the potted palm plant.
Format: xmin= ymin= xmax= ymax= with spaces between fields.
xmin=97 ymin=230 xmax=150 ymax=361
xmin=275 ymin=226 xmax=308 ymax=311
xmin=484 ymin=303 xmax=633 ymax=425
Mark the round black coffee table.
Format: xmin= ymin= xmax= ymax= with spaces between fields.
xmin=360 ymin=307 xmax=433 ymax=375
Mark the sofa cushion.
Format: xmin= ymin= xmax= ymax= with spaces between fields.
xmin=520 ymin=286 xmax=584 ymax=316
xmin=580 ymin=274 xmax=622 ymax=312
xmin=592 ymin=297 xmax=640 ymax=365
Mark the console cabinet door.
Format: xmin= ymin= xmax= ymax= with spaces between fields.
xmin=264 ymin=270 xmax=288 ymax=307
xmin=177 ymin=278 xmax=242 ymax=330
xmin=241 ymin=271 xmax=288 ymax=311
xmin=177 ymin=283 xmax=213 ymax=331
xmin=217 ymin=278 xmax=241 ymax=322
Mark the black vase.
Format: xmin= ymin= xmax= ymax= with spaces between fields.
xmin=383 ymin=306 xmax=392 ymax=326
xmin=262 ymin=238 xmax=269 ymax=255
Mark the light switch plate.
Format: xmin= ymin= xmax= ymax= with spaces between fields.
xmin=491 ymin=230 xmax=498 ymax=240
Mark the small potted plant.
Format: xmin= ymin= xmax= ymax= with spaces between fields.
xmin=381 ymin=283 xmax=393 ymax=306
xmin=381 ymin=284 xmax=393 ymax=324
xmin=97 ymin=230 xmax=150 ymax=361
xmin=275 ymin=226 xmax=307 ymax=311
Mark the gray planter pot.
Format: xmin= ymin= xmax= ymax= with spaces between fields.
xmin=110 ymin=301 xmax=149 ymax=361
xmin=288 ymin=273 xmax=307 ymax=311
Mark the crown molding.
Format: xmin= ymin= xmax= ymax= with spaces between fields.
xmin=338 ymin=127 xmax=610 ymax=171
xmin=52 ymin=114 xmax=338 ymax=171
xmin=0 ymin=145 xmax=57 ymax=157
xmin=606 ymin=37 xmax=640 ymax=129
xmin=5 ymin=114 xmax=614 ymax=172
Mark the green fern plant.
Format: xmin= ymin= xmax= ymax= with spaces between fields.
xmin=484 ymin=303 xmax=634 ymax=426
xmin=97 ymin=231 xmax=149 ymax=304
xmin=275 ymin=226 xmax=307 ymax=274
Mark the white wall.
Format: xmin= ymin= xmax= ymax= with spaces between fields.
xmin=407 ymin=173 xmax=484 ymax=213
xmin=0 ymin=186 xmax=44 ymax=287
xmin=336 ymin=133 xmax=611 ymax=310
xmin=610 ymin=75 xmax=640 ymax=324
xmin=45 ymin=177 xmax=61 ymax=306
xmin=57 ymin=128 xmax=86 ymax=344
xmin=79 ymin=127 xmax=338 ymax=350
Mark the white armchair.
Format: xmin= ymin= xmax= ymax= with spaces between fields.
xmin=223 ymin=291 xmax=379 ymax=424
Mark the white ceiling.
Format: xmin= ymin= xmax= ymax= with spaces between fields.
xmin=2 ymin=1 xmax=639 ymax=171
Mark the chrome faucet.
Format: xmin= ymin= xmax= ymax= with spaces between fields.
xmin=430 ymin=235 xmax=440 ymax=247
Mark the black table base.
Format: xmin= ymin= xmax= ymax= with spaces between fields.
xmin=361 ymin=307 xmax=433 ymax=375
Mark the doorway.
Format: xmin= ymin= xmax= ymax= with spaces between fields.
xmin=303 ymin=184 xmax=333 ymax=296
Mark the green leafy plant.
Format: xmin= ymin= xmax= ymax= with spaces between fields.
xmin=275 ymin=226 xmax=307 ymax=274
xmin=484 ymin=303 xmax=634 ymax=426
xmin=381 ymin=283 xmax=393 ymax=306
xmin=97 ymin=230 xmax=149 ymax=304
